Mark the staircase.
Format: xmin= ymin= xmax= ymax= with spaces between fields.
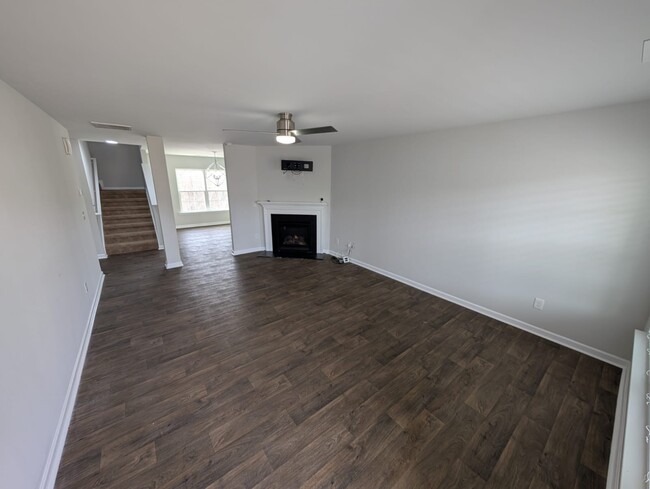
xmin=101 ymin=190 xmax=159 ymax=255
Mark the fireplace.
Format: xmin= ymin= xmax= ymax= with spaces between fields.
xmin=271 ymin=214 xmax=317 ymax=259
xmin=257 ymin=201 xmax=328 ymax=258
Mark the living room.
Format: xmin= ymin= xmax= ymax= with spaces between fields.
xmin=0 ymin=2 xmax=649 ymax=489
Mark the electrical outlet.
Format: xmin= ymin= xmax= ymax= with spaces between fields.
xmin=533 ymin=298 xmax=545 ymax=311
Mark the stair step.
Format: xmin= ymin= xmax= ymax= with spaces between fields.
xmin=102 ymin=207 xmax=151 ymax=215
xmin=101 ymin=197 xmax=148 ymax=203
xmin=101 ymin=196 xmax=147 ymax=203
xmin=103 ymin=221 xmax=155 ymax=231
xmin=100 ymin=190 xmax=158 ymax=256
xmin=105 ymin=229 xmax=157 ymax=245
xmin=106 ymin=238 xmax=158 ymax=256
xmin=101 ymin=200 xmax=149 ymax=206
xmin=101 ymin=190 xmax=146 ymax=195
xmin=103 ymin=213 xmax=153 ymax=222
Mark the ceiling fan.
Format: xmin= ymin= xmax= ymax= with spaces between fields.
xmin=223 ymin=112 xmax=337 ymax=145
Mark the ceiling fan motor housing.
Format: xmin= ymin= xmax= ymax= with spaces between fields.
xmin=277 ymin=112 xmax=295 ymax=136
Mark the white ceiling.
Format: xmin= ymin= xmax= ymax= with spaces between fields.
xmin=0 ymin=0 xmax=648 ymax=153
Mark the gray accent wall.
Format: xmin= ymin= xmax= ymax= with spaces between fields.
xmin=330 ymin=101 xmax=650 ymax=360
xmin=88 ymin=142 xmax=145 ymax=189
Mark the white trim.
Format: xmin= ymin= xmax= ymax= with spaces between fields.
xmin=609 ymin=360 xmax=631 ymax=489
xmin=256 ymin=201 xmax=329 ymax=254
xmin=341 ymin=254 xmax=628 ymax=368
xmin=158 ymin=245 xmax=165 ymax=250
xmin=333 ymin=252 xmax=631 ymax=489
xmin=175 ymin=221 xmax=230 ymax=229
xmin=97 ymin=253 xmax=108 ymax=259
xmin=619 ymin=330 xmax=646 ymax=489
xmin=100 ymin=186 xmax=146 ymax=190
xmin=39 ymin=273 xmax=105 ymax=489
xmin=165 ymin=261 xmax=184 ymax=269
xmin=231 ymin=246 xmax=265 ymax=256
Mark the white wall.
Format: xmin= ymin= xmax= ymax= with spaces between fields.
xmin=71 ymin=140 xmax=106 ymax=257
xmin=331 ymin=101 xmax=650 ymax=360
xmin=224 ymin=145 xmax=261 ymax=253
xmin=146 ymin=136 xmax=183 ymax=269
xmin=0 ymin=79 xmax=103 ymax=489
xmin=224 ymin=145 xmax=332 ymax=254
xmin=256 ymin=146 xmax=331 ymax=202
xmin=166 ymin=154 xmax=230 ymax=228
xmin=87 ymin=142 xmax=145 ymax=188
xmin=77 ymin=141 xmax=95 ymax=206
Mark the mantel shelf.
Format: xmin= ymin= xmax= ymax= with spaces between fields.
xmin=256 ymin=201 xmax=328 ymax=208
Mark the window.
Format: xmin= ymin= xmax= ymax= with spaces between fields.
xmin=176 ymin=168 xmax=229 ymax=212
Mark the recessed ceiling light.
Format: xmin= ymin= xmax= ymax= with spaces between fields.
xmin=105 ymin=140 xmax=118 ymax=145
xmin=643 ymin=39 xmax=650 ymax=63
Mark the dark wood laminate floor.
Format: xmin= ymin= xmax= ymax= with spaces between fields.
xmin=55 ymin=225 xmax=620 ymax=489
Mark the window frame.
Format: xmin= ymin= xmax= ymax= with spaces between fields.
xmin=175 ymin=168 xmax=229 ymax=213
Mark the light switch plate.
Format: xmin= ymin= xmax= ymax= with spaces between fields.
xmin=643 ymin=39 xmax=650 ymax=63
xmin=533 ymin=298 xmax=545 ymax=310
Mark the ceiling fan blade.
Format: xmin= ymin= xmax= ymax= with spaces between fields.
xmin=291 ymin=126 xmax=337 ymax=136
xmin=294 ymin=137 xmax=302 ymax=144
xmin=222 ymin=129 xmax=277 ymax=134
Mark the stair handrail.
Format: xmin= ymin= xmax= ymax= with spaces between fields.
xmin=92 ymin=157 xmax=106 ymax=251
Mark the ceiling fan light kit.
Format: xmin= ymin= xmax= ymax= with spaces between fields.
xmin=224 ymin=112 xmax=337 ymax=145
xmin=276 ymin=134 xmax=296 ymax=144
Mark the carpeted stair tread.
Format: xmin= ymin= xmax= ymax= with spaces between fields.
xmin=103 ymin=221 xmax=155 ymax=231
xmin=102 ymin=201 xmax=149 ymax=208
xmin=102 ymin=208 xmax=151 ymax=216
xmin=104 ymin=229 xmax=158 ymax=245
xmin=105 ymin=238 xmax=159 ymax=255
xmin=103 ymin=212 xmax=155 ymax=221
xmin=100 ymin=190 xmax=158 ymax=256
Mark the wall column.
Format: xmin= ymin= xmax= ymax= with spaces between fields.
xmin=145 ymin=135 xmax=183 ymax=268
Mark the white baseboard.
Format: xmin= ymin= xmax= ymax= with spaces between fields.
xmin=39 ymin=272 xmax=105 ymax=489
xmin=232 ymin=247 xmax=265 ymax=256
xmin=333 ymin=254 xmax=630 ymax=489
xmin=346 ymin=255 xmax=628 ymax=368
xmin=158 ymin=245 xmax=165 ymax=250
xmin=97 ymin=253 xmax=108 ymax=259
xmin=175 ymin=221 xmax=230 ymax=229
xmin=165 ymin=261 xmax=184 ymax=269
xmin=608 ymin=358 xmax=631 ymax=489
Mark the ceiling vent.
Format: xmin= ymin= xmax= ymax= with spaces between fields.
xmin=90 ymin=121 xmax=132 ymax=131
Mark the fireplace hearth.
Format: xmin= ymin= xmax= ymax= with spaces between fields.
xmin=271 ymin=214 xmax=317 ymax=259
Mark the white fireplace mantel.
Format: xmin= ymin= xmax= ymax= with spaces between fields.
xmin=257 ymin=201 xmax=329 ymax=254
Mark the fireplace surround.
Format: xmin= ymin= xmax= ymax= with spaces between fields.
xmin=257 ymin=201 xmax=329 ymax=258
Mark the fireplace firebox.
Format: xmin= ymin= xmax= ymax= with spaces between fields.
xmin=271 ymin=214 xmax=317 ymax=259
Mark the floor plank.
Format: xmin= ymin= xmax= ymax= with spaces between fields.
xmin=55 ymin=225 xmax=621 ymax=489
